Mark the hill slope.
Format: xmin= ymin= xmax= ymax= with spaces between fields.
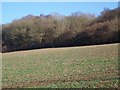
xmin=2 ymin=43 xmax=119 ymax=88
xmin=2 ymin=8 xmax=119 ymax=52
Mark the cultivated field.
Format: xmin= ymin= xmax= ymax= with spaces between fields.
xmin=2 ymin=43 xmax=119 ymax=88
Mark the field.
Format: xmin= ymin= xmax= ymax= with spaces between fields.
xmin=2 ymin=43 xmax=119 ymax=88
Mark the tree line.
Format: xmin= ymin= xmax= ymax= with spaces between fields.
xmin=2 ymin=8 xmax=120 ymax=52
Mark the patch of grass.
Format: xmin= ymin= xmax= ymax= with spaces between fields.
xmin=2 ymin=43 xmax=119 ymax=88
xmin=39 ymin=79 xmax=119 ymax=88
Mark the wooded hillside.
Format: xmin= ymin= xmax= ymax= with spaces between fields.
xmin=2 ymin=8 xmax=120 ymax=52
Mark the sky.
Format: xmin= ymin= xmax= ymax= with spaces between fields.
xmin=2 ymin=2 xmax=118 ymax=24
